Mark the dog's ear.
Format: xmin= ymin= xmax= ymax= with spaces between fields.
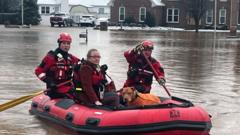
xmin=130 ymin=87 xmax=135 ymax=91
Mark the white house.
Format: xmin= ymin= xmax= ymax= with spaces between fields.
xmin=37 ymin=0 xmax=110 ymax=25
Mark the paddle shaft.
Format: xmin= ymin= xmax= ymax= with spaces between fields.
xmin=141 ymin=52 xmax=171 ymax=97
xmin=0 ymin=80 xmax=72 ymax=112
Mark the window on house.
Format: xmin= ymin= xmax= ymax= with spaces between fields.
xmin=139 ymin=7 xmax=146 ymax=22
xmin=99 ymin=8 xmax=104 ymax=14
xmin=167 ymin=8 xmax=179 ymax=23
xmin=41 ymin=6 xmax=50 ymax=14
xmin=41 ymin=7 xmax=45 ymax=14
xmin=206 ymin=10 xmax=213 ymax=24
xmin=119 ymin=7 xmax=125 ymax=22
xmin=219 ymin=9 xmax=226 ymax=24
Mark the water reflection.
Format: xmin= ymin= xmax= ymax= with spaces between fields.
xmin=0 ymin=26 xmax=240 ymax=135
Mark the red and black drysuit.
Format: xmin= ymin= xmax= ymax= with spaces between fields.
xmin=123 ymin=49 xmax=165 ymax=93
xmin=35 ymin=48 xmax=79 ymax=99
xmin=73 ymin=60 xmax=118 ymax=106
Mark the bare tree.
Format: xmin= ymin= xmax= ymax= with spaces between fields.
xmin=185 ymin=0 xmax=209 ymax=32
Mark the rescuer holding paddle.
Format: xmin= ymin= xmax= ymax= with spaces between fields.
xmin=123 ymin=40 xmax=166 ymax=93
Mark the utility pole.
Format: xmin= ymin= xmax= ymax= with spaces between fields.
xmin=214 ymin=0 xmax=217 ymax=34
xmin=21 ymin=0 xmax=24 ymax=26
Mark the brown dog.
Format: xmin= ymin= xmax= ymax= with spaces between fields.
xmin=121 ymin=87 xmax=161 ymax=106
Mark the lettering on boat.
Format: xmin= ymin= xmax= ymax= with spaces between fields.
xmin=170 ymin=110 xmax=180 ymax=118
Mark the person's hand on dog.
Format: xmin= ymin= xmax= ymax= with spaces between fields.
xmin=95 ymin=101 xmax=103 ymax=106
xmin=157 ymin=78 xmax=166 ymax=86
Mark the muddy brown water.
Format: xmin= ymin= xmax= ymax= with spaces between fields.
xmin=0 ymin=26 xmax=240 ymax=135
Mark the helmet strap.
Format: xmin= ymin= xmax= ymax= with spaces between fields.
xmin=57 ymin=39 xmax=62 ymax=46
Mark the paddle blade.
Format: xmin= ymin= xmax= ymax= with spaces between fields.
xmin=0 ymin=91 xmax=43 ymax=112
xmin=0 ymin=80 xmax=72 ymax=112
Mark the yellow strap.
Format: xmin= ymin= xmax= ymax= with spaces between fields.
xmin=75 ymin=88 xmax=82 ymax=91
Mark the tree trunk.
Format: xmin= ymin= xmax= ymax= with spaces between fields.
xmin=195 ymin=19 xmax=199 ymax=33
xmin=229 ymin=0 xmax=238 ymax=36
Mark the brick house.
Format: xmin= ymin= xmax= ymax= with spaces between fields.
xmin=200 ymin=0 xmax=231 ymax=29
xmin=161 ymin=0 xmax=187 ymax=28
xmin=108 ymin=0 xmax=165 ymax=26
xmin=109 ymin=0 xmax=239 ymax=29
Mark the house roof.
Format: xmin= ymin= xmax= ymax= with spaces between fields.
xmin=70 ymin=5 xmax=90 ymax=14
xmin=108 ymin=0 xmax=165 ymax=7
xmin=37 ymin=0 xmax=110 ymax=6
xmin=70 ymin=0 xmax=110 ymax=6
xmin=37 ymin=0 xmax=56 ymax=5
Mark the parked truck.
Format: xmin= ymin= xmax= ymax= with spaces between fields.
xmin=50 ymin=13 xmax=73 ymax=27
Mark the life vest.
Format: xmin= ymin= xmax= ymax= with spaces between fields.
xmin=73 ymin=60 xmax=106 ymax=98
xmin=124 ymin=50 xmax=165 ymax=93
xmin=129 ymin=92 xmax=161 ymax=106
xmin=35 ymin=49 xmax=79 ymax=94
xmin=47 ymin=50 xmax=75 ymax=83
xmin=127 ymin=57 xmax=156 ymax=85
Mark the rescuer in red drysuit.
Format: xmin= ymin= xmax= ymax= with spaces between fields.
xmin=73 ymin=49 xmax=119 ymax=107
xmin=123 ymin=40 xmax=165 ymax=93
xmin=35 ymin=32 xmax=79 ymax=99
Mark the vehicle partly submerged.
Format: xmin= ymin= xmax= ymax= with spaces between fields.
xmin=29 ymin=94 xmax=212 ymax=135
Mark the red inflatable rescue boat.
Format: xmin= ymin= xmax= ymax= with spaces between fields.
xmin=29 ymin=94 xmax=212 ymax=135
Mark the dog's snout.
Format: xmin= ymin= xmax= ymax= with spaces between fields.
xmin=122 ymin=94 xmax=132 ymax=102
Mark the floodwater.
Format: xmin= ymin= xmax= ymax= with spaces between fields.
xmin=0 ymin=25 xmax=240 ymax=135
